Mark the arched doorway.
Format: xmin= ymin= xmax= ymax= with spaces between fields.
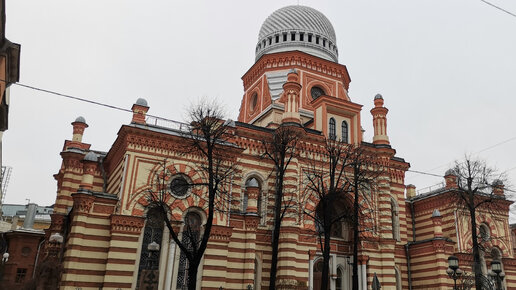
xmin=313 ymin=259 xmax=329 ymax=290
xmin=176 ymin=211 xmax=202 ymax=289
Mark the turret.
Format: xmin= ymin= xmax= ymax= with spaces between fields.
xmin=444 ymin=169 xmax=458 ymax=189
xmin=406 ymin=184 xmax=416 ymax=199
xmin=431 ymin=209 xmax=443 ymax=238
xmin=370 ymin=94 xmax=389 ymax=145
xmin=131 ymin=98 xmax=149 ymax=124
xmin=79 ymin=152 xmax=98 ymax=191
xmin=280 ymin=69 xmax=302 ymax=124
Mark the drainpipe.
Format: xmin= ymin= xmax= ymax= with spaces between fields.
xmin=405 ymin=243 xmax=413 ymax=290
xmin=405 ymin=199 xmax=416 ymax=290
xmin=227 ymin=173 xmax=234 ymax=227
xmin=410 ymin=201 xmax=416 ymax=242
xmin=32 ymin=238 xmax=45 ymax=278
xmin=99 ymin=155 xmax=108 ymax=192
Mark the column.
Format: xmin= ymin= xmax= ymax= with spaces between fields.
xmin=164 ymin=239 xmax=176 ymax=289
xmin=357 ymin=265 xmax=362 ymax=290
xmin=361 ymin=264 xmax=367 ymax=290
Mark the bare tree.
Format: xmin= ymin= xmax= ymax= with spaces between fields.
xmin=447 ymin=157 xmax=509 ymax=290
xmin=346 ymin=145 xmax=381 ymax=290
xmin=304 ymin=139 xmax=354 ymax=290
xmin=261 ymin=125 xmax=302 ymax=290
xmin=148 ymin=101 xmax=238 ymax=290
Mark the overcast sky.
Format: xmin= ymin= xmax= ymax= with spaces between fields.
xmin=3 ymin=0 xmax=516 ymax=219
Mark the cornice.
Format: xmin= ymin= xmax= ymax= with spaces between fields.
xmin=242 ymin=51 xmax=350 ymax=91
xmin=110 ymin=214 xmax=145 ymax=234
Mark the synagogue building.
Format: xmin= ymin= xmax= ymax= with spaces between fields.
xmin=13 ymin=5 xmax=515 ymax=290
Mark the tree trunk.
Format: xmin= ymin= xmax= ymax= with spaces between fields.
xmin=466 ymin=177 xmax=483 ymax=290
xmin=320 ymin=228 xmax=331 ymax=290
xmin=470 ymin=204 xmax=482 ymax=290
xmin=187 ymin=261 xmax=199 ymax=290
xmin=352 ymin=174 xmax=360 ymax=290
xmin=269 ymin=173 xmax=284 ymax=290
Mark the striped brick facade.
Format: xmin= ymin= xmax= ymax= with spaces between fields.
xmin=43 ymin=6 xmax=516 ymax=290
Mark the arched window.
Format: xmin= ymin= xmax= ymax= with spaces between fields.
xmin=242 ymin=192 xmax=249 ymax=212
xmin=479 ymin=223 xmax=490 ymax=241
xmin=341 ymin=121 xmax=348 ymax=143
xmin=329 ymin=118 xmax=336 ymax=140
xmin=391 ymin=198 xmax=400 ymax=241
xmin=177 ymin=211 xmax=202 ymax=289
xmin=244 ymin=177 xmax=262 ymax=215
xmin=336 ymin=267 xmax=343 ymax=290
xmin=331 ymin=221 xmax=343 ymax=238
xmin=341 ymin=220 xmax=351 ymax=242
xmin=136 ymin=207 xmax=164 ymax=289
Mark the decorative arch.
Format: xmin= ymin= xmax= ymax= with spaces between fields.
xmin=176 ymin=207 xmax=206 ymax=289
xmin=128 ymin=161 xmax=207 ymax=217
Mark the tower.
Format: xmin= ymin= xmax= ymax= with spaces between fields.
xmin=238 ymin=6 xmax=362 ymax=143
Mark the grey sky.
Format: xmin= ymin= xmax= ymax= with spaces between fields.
xmin=4 ymin=0 xmax=516 ymax=220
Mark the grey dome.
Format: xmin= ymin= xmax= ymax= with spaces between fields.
xmin=135 ymin=98 xmax=148 ymax=107
xmin=374 ymin=94 xmax=383 ymax=100
xmin=445 ymin=169 xmax=456 ymax=176
xmin=74 ymin=116 xmax=86 ymax=123
xmin=84 ymin=152 xmax=98 ymax=162
xmin=493 ymin=179 xmax=504 ymax=186
xmin=256 ymin=6 xmax=338 ymax=62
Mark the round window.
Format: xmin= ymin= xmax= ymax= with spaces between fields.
xmin=311 ymin=86 xmax=325 ymax=100
xmin=21 ymin=246 xmax=31 ymax=257
xmin=170 ymin=176 xmax=189 ymax=197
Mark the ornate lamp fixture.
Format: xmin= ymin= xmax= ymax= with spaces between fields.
xmin=447 ymin=255 xmax=463 ymax=290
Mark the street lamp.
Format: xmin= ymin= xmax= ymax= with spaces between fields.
xmin=447 ymin=255 xmax=463 ymax=290
xmin=1 ymin=252 xmax=8 ymax=264
xmin=489 ymin=260 xmax=505 ymax=290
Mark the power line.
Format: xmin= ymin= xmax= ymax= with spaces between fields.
xmin=405 ymin=135 xmax=516 ymax=181
xmin=12 ymin=81 xmax=177 ymax=123
xmin=10 ymin=80 xmax=516 ymax=181
xmin=407 ymin=169 xmax=442 ymax=178
xmin=480 ymin=0 xmax=516 ymax=18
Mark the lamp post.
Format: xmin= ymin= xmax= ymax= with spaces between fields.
xmin=446 ymin=255 xmax=463 ymax=290
xmin=488 ymin=260 xmax=505 ymax=290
